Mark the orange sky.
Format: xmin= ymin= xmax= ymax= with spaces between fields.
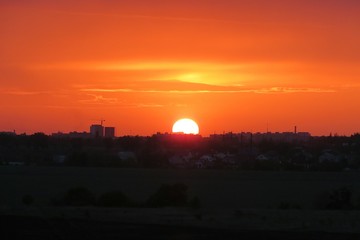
xmin=1 ymin=0 xmax=360 ymax=136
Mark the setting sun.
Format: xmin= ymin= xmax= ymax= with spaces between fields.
xmin=172 ymin=119 xmax=199 ymax=135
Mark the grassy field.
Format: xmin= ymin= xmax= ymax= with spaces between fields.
xmin=3 ymin=214 xmax=360 ymax=240
xmin=1 ymin=166 xmax=360 ymax=210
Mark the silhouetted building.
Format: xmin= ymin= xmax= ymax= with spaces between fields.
xmin=68 ymin=131 xmax=91 ymax=138
xmin=90 ymin=124 xmax=104 ymax=138
xmin=210 ymin=131 xmax=311 ymax=143
xmin=0 ymin=131 xmax=16 ymax=136
xmin=105 ymin=127 xmax=115 ymax=138
xmin=52 ymin=131 xmax=91 ymax=139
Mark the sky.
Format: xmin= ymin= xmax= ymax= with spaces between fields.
xmin=1 ymin=0 xmax=360 ymax=136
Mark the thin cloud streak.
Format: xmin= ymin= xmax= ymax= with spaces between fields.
xmin=78 ymin=94 xmax=163 ymax=108
xmin=2 ymin=90 xmax=50 ymax=95
xmin=80 ymin=87 xmax=336 ymax=94
xmin=79 ymin=94 xmax=118 ymax=104
xmin=51 ymin=10 xmax=237 ymax=24
xmin=135 ymin=103 xmax=164 ymax=108
xmin=29 ymin=61 xmax=255 ymax=71
xmin=45 ymin=8 xmax=333 ymax=29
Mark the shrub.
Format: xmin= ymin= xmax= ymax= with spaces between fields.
xmin=277 ymin=202 xmax=301 ymax=210
xmin=326 ymin=187 xmax=353 ymax=210
xmin=147 ymin=183 xmax=189 ymax=207
xmin=315 ymin=187 xmax=354 ymax=210
xmin=63 ymin=187 xmax=96 ymax=206
xmin=97 ymin=191 xmax=131 ymax=207
xmin=188 ymin=196 xmax=201 ymax=209
xmin=22 ymin=194 xmax=34 ymax=205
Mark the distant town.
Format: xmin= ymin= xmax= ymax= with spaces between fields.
xmin=0 ymin=124 xmax=359 ymax=171
xmin=52 ymin=123 xmax=116 ymax=139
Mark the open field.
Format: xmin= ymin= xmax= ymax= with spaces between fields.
xmin=3 ymin=214 xmax=360 ymax=240
xmin=1 ymin=166 xmax=360 ymax=209
xmin=2 ymin=167 xmax=360 ymax=235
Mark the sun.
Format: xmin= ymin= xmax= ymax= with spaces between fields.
xmin=172 ymin=118 xmax=199 ymax=135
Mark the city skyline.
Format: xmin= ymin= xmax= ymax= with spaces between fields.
xmin=0 ymin=122 xmax=319 ymax=138
xmin=1 ymin=1 xmax=360 ymax=136
xmin=0 ymin=119 xmax=356 ymax=137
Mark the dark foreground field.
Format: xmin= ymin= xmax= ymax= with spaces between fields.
xmin=1 ymin=166 xmax=360 ymax=237
xmin=2 ymin=215 xmax=360 ymax=240
xmin=1 ymin=166 xmax=360 ymax=209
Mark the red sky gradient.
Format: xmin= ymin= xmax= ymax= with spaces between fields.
xmin=1 ymin=0 xmax=360 ymax=136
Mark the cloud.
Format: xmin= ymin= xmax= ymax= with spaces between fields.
xmin=2 ymin=90 xmax=49 ymax=95
xmin=79 ymin=94 xmax=118 ymax=104
xmin=29 ymin=61 xmax=253 ymax=72
xmin=254 ymin=87 xmax=336 ymax=94
xmin=134 ymin=103 xmax=164 ymax=108
xmin=340 ymin=83 xmax=360 ymax=88
xmin=80 ymin=88 xmax=335 ymax=94
xmin=79 ymin=81 xmax=336 ymax=94
xmin=50 ymin=10 xmax=237 ymax=24
xmin=78 ymin=94 xmax=163 ymax=108
xmin=37 ymin=6 xmax=332 ymax=29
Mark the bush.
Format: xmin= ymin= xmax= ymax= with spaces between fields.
xmin=326 ymin=187 xmax=353 ymax=210
xmin=147 ymin=183 xmax=189 ymax=207
xmin=188 ymin=196 xmax=201 ymax=209
xmin=97 ymin=191 xmax=131 ymax=207
xmin=63 ymin=187 xmax=96 ymax=206
xmin=277 ymin=202 xmax=301 ymax=210
xmin=22 ymin=194 xmax=34 ymax=205
xmin=315 ymin=187 xmax=354 ymax=210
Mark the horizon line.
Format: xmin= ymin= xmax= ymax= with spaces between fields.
xmin=1 ymin=130 xmax=359 ymax=138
